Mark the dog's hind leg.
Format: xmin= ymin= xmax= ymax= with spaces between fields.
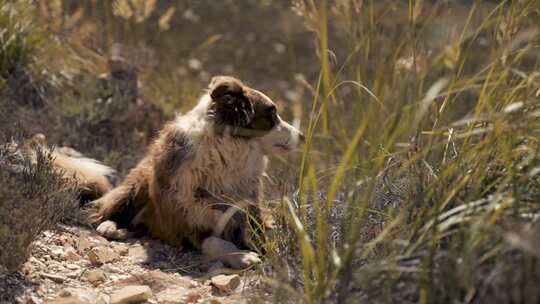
xmin=87 ymin=184 xmax=133 ymax=224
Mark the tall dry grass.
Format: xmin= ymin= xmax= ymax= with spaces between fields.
xmin=268 ymin=1 xmax=540 ymax=303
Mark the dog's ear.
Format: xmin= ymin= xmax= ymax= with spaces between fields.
xmin=208 ymin=76 xmax=254 ymax=127
xmin=209 ymin=76 xmax=243 ymax=100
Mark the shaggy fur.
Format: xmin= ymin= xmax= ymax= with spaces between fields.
xmin=89 ymin=76 xmax=303 ymax=268
xmin=6 ymin=134 xmax=117 ymax=201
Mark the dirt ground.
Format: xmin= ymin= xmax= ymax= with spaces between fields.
xmin=1 ymin=222 xmax=267 ymax=304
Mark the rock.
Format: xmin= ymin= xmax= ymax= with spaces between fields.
xmin=184 ymin=292 xmax=203 ymax=304
xmin=41 ymin=273 xmax=67 ymax=283
xmin=155 ymin=287 xmax=197 ymax=304
xmin=211 ymin=275 xmax=240 ymax=293
xmin=65 ymin=264 xmax=80 ymax=270
xmin=65 ymin=247 xmax=81 ymax=261
xmin=101 ymin=264 xmax=123 ymax=274
xmin=91 ymin=234 xmax=110 ymax=244
xmin=51 ymin=246 xmax=67 ymax=259
xmin=83 ymin=269 xmax=106 ymax=286
xmin=66 ymin=271 xmax=81 ymax=279
xmin=128 ymin=245 xmax=148 ymax=263
xmin=45 ymin=289 xmax=108 ymax=304
xmin=112 ymin=243 xmax=130 ymax=256
xmin=115 ymin=270 xmax=192 ymax=292
xmin=76 ymin=237 xmax=92 ymax=253
xmin=110 ymin=285 xmax=153 ymax=304
xmin=87 ymin=246 xmax=120 ymax=266
xmin=46 ymin=297 xmax=86 ymax=304
xmin=29 ymin=256 xmax=47 ymax=268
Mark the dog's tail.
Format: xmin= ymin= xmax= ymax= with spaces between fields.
xmin=21 ymin=133 xmax=117 ymax=202
xmin=52 ymin=151 xmax=117 ymax=201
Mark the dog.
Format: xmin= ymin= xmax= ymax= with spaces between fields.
xmin=88 ymin=76 xmax=303 ymax=268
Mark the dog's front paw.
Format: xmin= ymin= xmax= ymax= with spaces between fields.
xmin=225 ymin=251 xmax=261 ymax=269
xmin=202 ymin=236 xmax=262 ymax=269
xmin=96 ymin=220 xmax=128 ymax=240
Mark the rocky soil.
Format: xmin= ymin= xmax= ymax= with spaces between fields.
xmin=0 ymin=224 xmax=267 ymax=304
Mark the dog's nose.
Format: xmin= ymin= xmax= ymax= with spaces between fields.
xmin=298 ymin=132 xmax=306 ymax=143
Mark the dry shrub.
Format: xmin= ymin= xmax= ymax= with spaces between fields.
xmin=0 ymin=135 xmax=78 ymax=274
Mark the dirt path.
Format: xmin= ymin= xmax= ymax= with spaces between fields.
xmin=1 ymin=224 xmax=266 ymax=303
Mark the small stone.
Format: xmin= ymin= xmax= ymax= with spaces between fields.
xmin=76 ymin=237 xmax=92 ymax=253
xmin=101 ymin=264 xmax=123 ymax=273
xmin=51 ymin=246 xmax=67 ymax=259
xmin=91 ymin=235 xmax=110 ymax=244
xmin=45 ymin=289 xmax=107 ymax=304
xmin=110 ymin=285 xmax=152 ymax=304
xmin=45 ymin=296 xmax=85 ymax=304
xmin=184 ymin=292 xmax=202 ymax=304
xmin=155 ymin=287 xmax=194 ymax=304
xmin=66 ymin=271 xmax=81 ymax=279
xmin=128 ymin=245 xmax=148 ymax=263
xmin=210 ymin=274 xmax=240 ymax=293
xmin=29 ymin=256 xmax=47 ymax=268
xmin=65 ymin=247 xmax=81 ymax=261
xmin=41 ymin=273 xmax=67 ymax=283
xmin=83 ymin=269 xmax=106 ymax=286
xmin=112 ymin=244 xmax=129 ymax=256
xmin=87 ymin=246 xmax=120 ymax=266
xmin=65 ymin=264 xmax=80 ymax=270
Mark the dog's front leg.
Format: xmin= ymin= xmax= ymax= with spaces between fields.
xmin=201 ymin=236 xmax=261 ymax=269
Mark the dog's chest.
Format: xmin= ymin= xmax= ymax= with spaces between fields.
xmin=195 ymin=139 xmax=265 ymax=195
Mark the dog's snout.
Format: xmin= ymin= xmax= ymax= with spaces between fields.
xmin=298 ymin=132 xmax=305 ymax=143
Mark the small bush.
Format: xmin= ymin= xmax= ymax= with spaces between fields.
xmin=0 ymin=136 xmax=78 ymax=274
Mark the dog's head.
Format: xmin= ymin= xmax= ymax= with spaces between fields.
xmin=208 ymin=76 xmax=304 ymax=154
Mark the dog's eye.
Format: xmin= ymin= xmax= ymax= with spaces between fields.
xmin=223 ymin=94 xmax=234 ymax=105
xmin=268 ymin=106 xmax=277 ymax=115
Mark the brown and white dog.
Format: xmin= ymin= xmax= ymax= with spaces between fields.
xmin=88 ymin=76 xmax=303 ymax=268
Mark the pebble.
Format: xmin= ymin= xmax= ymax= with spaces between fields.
xmin=41 ymin=273 xmax=67 ymax=283
xmin=128 ymin=245 xmax=148 ymax=264
xmin=87 ymin=246 xmax=120 ymax=266
xmin=155 ymin=287 xmax=195 ymax=304
xmin=65 ymin=247 xmax=81 ymax=261
xmin=110 ymin=285 xmax=153 ymax=304
xmin=83 ymin=269 xmax=106 ymax=286
xmin=211 ymin=274 xmax=240 ymax=293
